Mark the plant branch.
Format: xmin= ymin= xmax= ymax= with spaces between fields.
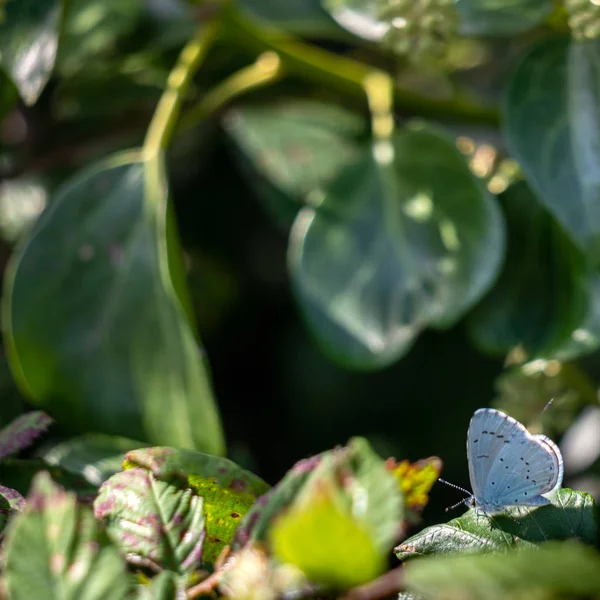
xmin=144 ymin=20 xmax=221 ymax=157
xmin=340 ymin=566 xmax=405 ymax=600
xmin=220 ymin=5 xmax=500 ymax=127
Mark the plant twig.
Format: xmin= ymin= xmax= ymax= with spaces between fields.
xmin=339 ymin=566 xmax=405 ymax=600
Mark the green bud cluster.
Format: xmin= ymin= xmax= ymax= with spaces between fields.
xmin=566 ymin=0 xmax=600 ymax=40
xmin=375 ymin=0 xmax=459 ymax=63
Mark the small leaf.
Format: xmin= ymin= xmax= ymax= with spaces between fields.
xmin=0 ymin=0 xmax=63 ymax=104
xmin=289 ymin=123 xmax=504 ymax=369
xmin=405 ymin=541 xmax=600 ymax=600
xmin=504 ymin=38 xmax=600 ymax=260
xmin=396 ymin=488 xmax=597 ymax=560
xmin=3 ymin=150 xmax=224 ymax=453
xmin=455 ymin=0 xmax=553 ymax=36
xmin=94 ymin=468 xmax=205 ymax=574
xmin=41 ymin=433 xmax=148 ymax=486
xmin=468 ymin=181 xmax=600 ymax=359
xmin=270 ymin=489 xmax=385 ymax=589
xmin=4 ymin=471 xmax=131 ymax=600
xmin=0 ymin=411 xmax=53 ymax=460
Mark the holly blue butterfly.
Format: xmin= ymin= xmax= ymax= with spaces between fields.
xmin=466 ymin=408 xmax=564 ymax=515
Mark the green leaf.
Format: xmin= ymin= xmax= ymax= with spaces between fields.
xmin=455 ymin=0 xmax=553 ymax=36
xmin=504 ymin=38 xmax=600 ymax=260
xmin=289 ymin=123 xmax=504 ymax=369
xmin=396 ymin=489 xmax=597 ymax=561
xmin=0 ymin=485 xmax=24 ymax=535
xmin=124 ymin=446 xmax=270 ymax=565
xmin=3 ymin=471 xmax=131 ymax=600
xmin=94 ymin=467 xmax=206 ymax=574
xmin=468 ymin=181 xmax=600 ymax=359
xmin=224 ymin=100 xmax=366 ymax=228
xmin=3 ymin=150 xmax=224 ymax=454
xmin=0 ymin=411 xmax=53 ymax=459
xmin=0 ymin=0 xmax=63 ymax=104
xmin=136 ymin=571 xmax=187 ymax=600
xmin=41 ymin=434 xmax=148 ymax=486
xmin=405 ymin=541 xmax=600 ymax=600
xmin=270 ymin=490 xmax=386 ymax=589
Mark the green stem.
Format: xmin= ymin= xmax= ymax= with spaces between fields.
xmin=220 ymin=5 xmax=500 ymax=127
xmin=144 ymin=21 xmax=220 ymax=157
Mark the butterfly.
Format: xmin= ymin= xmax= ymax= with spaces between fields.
xmin=465 ymin=408 xmax=564 ymax=515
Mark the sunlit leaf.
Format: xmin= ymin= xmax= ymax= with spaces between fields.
xmin=0 ymin=0 xmax=63 ymax=104
xmin=405 ymin=541 xmax=600 ymax=600
xmin=4 ymin=472 xmax=131 ymax=600
xmin=3 ymin=150 xmax=224 ymax=454
xmin=0 ymin=411 xmax=53 ymax=460
xmin=94 ymin=468 xmax=205 ymax=574
xmin=396 ymin=488 xmax=597 ymax=560
xmin=289 ymin=123 xmax=504 ymax=369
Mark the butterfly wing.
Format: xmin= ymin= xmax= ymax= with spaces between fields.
xmin=468 ymin=409 xmax=563 ymax=512
xmin=467 ymin=408 xmax=516 ymax=505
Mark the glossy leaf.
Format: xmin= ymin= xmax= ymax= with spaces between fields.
xmin=0 ymin=0 xmax=63 ymax=104
xmin=42 ymin=433 xmax=148 ymax=486
xmin=270 ymin=489 xmax=385 ymax=589
xmin=3 ymin=471 xmax=131 ymax=600
xmin=289 ymin=123 xmax=504 ymax=369
xmin=396 ymin=488 xmax=597 ymax=561
xmin=456 ymin=0 xmax=553 ymax=36
xmin=3 ymin=151 xmax=224 ymax=454
xmin=405 ymin=541 xmax=600 ymax=600
xmin=224 ymin=100 xmax=366 ymax=227
xmin=468 ymin=181 xmax=600 ymax=359
xmin=322 ymin=0 xmax=389 ymax=43
xmin=504 ymin=38 xmax=600 ymax=260
xmin=94 ymin=468 xmax=205 ymax=574
xmin=0 ymin=411 xmax=53 ymax=459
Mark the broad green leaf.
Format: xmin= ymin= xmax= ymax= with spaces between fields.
xmin=405 ymin=541 xmax=600 ymax=600
xmin=124 ymin=446 xmax=270 ymax=564
xmin=0 ymin=0 xmax=63 ymax=104
xmin=41 ymin=433 xmax=148 ymax=486
xmin=289 ymin=123 xmax=504 ymax=369
xmin=3 ymin=150 xmax=224 ymax=454
xmin=224 ymin=100 xmax=366 ymax=228
xmin=4 ymin=471 xmax=131 ymax=600
xmin=396 ymin=488 xmax=597 ymax=561
xmin=455 ymin=0 xmax=553 ymax=36
xmin=94 ymin=468 xmax=205 ymax=574
xmin=238 ymin=0 xmax=340 ymax=36
xmin=270 ymin=491 xmax=386 ymax=589
xmin=468 ymin=181 xmax=600 ymax=359
xmin=504 ymin=38 xmax=600 ymax=259
xmin=0 ymin=411 xmax=53 ymax=460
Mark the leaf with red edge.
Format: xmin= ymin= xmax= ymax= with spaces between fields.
xmin=0 ymin=411 xmax=53 ymax=459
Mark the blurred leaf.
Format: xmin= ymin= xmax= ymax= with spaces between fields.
xmin=238 ymin=0 xmax=340 ymax=36
xmin=0 ymin=485 xmax=24 ymax=535
xmin=0 ymin=459 xmax=97 ymax=499
xmin=455 ymin=0 xmax=553 ymax=36
xmin=396 ymin=488 xmax=597 ymax=561
xmin=0 ymin=70 xmax=18 ymax=122
xmin=270 ymin=489 xmax=386 ymax=589
xmin=57 ymin=0 xmax=143 ymax=76
xmin=224 ymin=100 xmax=366 ymax=228
xmin=3 ymin=150 xmax=224 ymax=454
xmin=0 ymin=177 xmax=48 ymax=243
xmin=0 ymin=350 xmax=25 ymax=428
xmin=468 ymin=181 xmax=600 ymax=359
xmin=41 ymin=433 xmax=148 ymax=486
xmin=4 ymin=471 xmax=131 ymax=600
xmin=323 ymin=0 xmax=392 ymax=43
xmin=405 ymin=541 xmax=600 ymax=600
xmin=0 ymin=0 xmax=62 ymax=104
xmin=124 ymin=446 xmax=270 ymax=564
xmin=136 ymin=570 xmax=187 ymax=600
xmin=0 ymin=411 xmax=53 ymax=460
xmin=289 ymin=123 xmax=504 ymax=369
xmin=504 ymin=38 xmax=600 ymax=260
xmin=94 ymin=467 xmax=205 ymax=574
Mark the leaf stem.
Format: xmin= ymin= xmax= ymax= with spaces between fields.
xmin=144 ymin=21 xmax=220 ymax=157
xmin=220 ymin=5 xmax=500 ymax=126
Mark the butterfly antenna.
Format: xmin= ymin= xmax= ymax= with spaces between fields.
xmin=445 ymin=497 xmax=471 ymax=513
xmin=438 ymin=478 xmax=471 ymax=496
xmin=542 ymin=398 xmax=555 ymax=414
